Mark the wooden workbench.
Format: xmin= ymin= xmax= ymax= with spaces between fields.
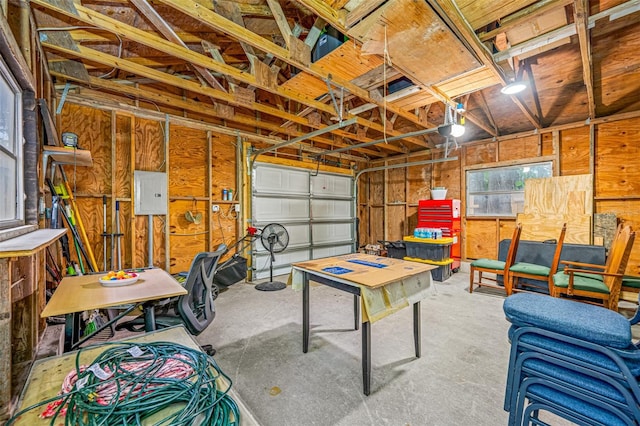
xmin=0 ymin=228 xmax=67 ymax=421
xmin=10 ymin=326 xmax=258 ymax=425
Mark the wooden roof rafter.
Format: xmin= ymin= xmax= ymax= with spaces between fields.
xmin=573 ymin=0 xmax=596 ymax=119
xmin=30 ymin=0 xmax=425 ymax=150
xmin=151 ymin=0 xmax=434 ymax=134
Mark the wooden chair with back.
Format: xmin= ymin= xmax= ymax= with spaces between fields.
xmin=469 ymin=224 xmax=522 ymax=295
xmin=508 ymin=223 xmax=567 ymax=294
xmin=551 ymin=224 xmax=635 ymax=310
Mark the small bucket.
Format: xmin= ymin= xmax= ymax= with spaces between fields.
xmin=430 ymin=188 xmax=447 ymax=200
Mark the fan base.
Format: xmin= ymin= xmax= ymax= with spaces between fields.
xmin=255 ymin=281 xmax=287 ymax=291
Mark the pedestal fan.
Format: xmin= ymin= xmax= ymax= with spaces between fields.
xmin=255 ymin=223 xmax=289 ymax=291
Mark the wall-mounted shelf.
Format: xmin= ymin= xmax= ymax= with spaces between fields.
xmin=43 ymin=146 xmax=93 ymax=167
xmin=0 ymin=229 xmax=67 ymax=258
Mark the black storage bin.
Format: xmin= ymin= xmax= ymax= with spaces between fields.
xmin=383 ymin=241 xmax=406 ymax=259
xmin=213 ymin=256 xmax=247 ymax=287
xmin=404 ymin=241 xmax=451 ymax=261
xmin=431 ymin=264 xmax=452 ymax=282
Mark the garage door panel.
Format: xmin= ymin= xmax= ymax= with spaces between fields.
xmin=313 ymin=244 xmax=353 ymax=258
xmin=253 ymin=197 xmax=310 ymax=222
xmin=313 ymin=222 xmax=353 ymax=244
xmin=254 ymin=166 xmax=309 ymax=195
xmin=311 ymin=174 xmax=352 ymax=197
xmin=311 ymin=199 xmax=351 ymax=220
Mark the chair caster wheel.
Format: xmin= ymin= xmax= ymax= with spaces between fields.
xmin=201 ymin=344 xmax=216 ymax=356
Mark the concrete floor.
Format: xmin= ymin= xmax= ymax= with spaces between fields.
xmin=197 ymin=269 xmax=516 ymax=426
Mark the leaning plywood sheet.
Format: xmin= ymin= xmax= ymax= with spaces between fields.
xmin=348 ymin=0 xmax=481 ymax=86
xmin=517 ymin=213 xmax=591 ymax=244
xmin=281 ymin=42 xmax=383 ymax=100
xmin=523 ymin=175 xmax=593 ymax=215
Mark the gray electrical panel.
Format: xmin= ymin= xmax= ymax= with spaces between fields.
xmin=134 ymin=171 xmax=167 ymax=215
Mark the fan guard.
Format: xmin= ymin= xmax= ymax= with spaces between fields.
xmin=255 ymin=223 xmax=289 ymax=291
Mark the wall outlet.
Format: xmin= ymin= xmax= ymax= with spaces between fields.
xmin=212 ymin=205 xmax=220 ymax=212
xmin=234 ymin=204 xmax=240 ymax=213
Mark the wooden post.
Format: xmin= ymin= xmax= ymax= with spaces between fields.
xmin=0 ymin=257 xmax=11 ymax=421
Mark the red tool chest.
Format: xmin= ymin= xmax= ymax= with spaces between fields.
xmin=417 ymin=199 xmax=461 ymax=270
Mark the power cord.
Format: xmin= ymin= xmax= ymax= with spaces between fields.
xmin=7 ymin=342 xmax=240 ymax=425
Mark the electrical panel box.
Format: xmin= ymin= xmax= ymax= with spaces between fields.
xmin=134 ymin=171 xmax=167 ymax=215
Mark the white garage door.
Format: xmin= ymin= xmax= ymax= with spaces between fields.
xmin=252 ymin=163 xmax=355 ymax=279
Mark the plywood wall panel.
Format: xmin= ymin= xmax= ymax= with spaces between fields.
xmin=387 ymin=159 xmax=406 ymax=204
xmin=169 ymin=199 xmax=207 ymax=273
xmin=387 ymin=205 xmax=406 ymax=241
xmin=560 ymin=127 xmax=590 ymax=176
xmin=370 ymin=170 xmax=384 ymax=205
xmin=358 ymin=205 xmax=369 ymax=247
xmin=169 ymin=127 xmax=208 ymax=198
xmin=466 ymin=219 xmax=498 ymax=259
xmin=541 ymin=133 xmax=554 ymax=157
xmin=595 ymin=118 xmax=640 ymax=198
xmin=134 ymin=118 xmax=164 ymax=171
xmin=407 ymin=154 xmax=432 ymax=204
xmin=597 ymin=200 xmax=640 ymax=275
xmin=369 ymin=206 xmax=384 ymax=245
xmin=433 ymin=155 xmax=461 ymax=200
xmin=211 ymin=133 xmax=236 ymax=201
xmin=115 ymin=115 xmax=132 ymax=198
xmin=60 ymin=104 xmax=111 ymax=194
xmin=465 ymin=142 xmax=496 ymax=166
xmin=498 ymin=135 xmax=539 ymax=162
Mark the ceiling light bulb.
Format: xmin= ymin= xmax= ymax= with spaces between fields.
xmin=451 ymin=124 xmax=465 ymax=138
xmin=501 ymin=81 xmax=527 ymax=95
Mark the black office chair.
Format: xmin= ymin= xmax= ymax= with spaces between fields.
xmin=117 ymin=246 xmax=226 ymax=352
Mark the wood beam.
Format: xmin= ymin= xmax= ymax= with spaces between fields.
xmin=32 ymin=0 xmax=427 ymax=148
xmin=266 ymin=0 xmax=293 ymax=49
xmin=345 ymin=0 xmax=387 ymax=28
xmin=475 ymin=91 xmax=499 ymax=135
xmin=292 ymin=0 xmax=347 ymax=33
xmin=573 ymin=0 xmax=596 ymax=119
xmin=128 ymin=0 xmax=227 ymax=92
xmin=523 ymin=61 xmax=544 ymax=127
xmin=151 ymin=0 xmax=432 ymax=132
xmin=48 ymin=69 xmax=401 ymax=159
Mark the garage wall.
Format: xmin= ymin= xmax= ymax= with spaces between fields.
xmin=252 ymin=163 xmax=354 ymax=279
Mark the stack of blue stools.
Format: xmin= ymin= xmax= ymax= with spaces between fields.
xmin=503 ymin=293 xmax=640 ymax=425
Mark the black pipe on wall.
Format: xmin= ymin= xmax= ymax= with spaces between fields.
xmin=23 ymin=91 xmax=38 ymax=225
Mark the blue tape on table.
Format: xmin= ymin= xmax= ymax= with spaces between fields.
xmin=347 ymin=259 xmax=389 ymax=268
xmin=323 ymin=267 xmax=353 ymax=275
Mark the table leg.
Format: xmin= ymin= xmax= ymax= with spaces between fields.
xmin=362 ymin=320 xmax=371 ymax=395
xmin=353 ymin=295 xmax=360 ymax=330
xmin=143 ymin=302 xmax=157 ymax=332
xmin=413 ymin=301 xmax=421 ymax=358
xmin=63 ymin=313 xmax=77 ymax=353
xmin=303 ymin=272 xmax=309 ymax=353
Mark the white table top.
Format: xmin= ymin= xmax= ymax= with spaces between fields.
xmin=41 ymin=268 xmax=187 ymax=318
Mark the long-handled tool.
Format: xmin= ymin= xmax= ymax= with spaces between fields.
xmin=46 ymin=178 xmax=94 ymax=273
xmin=61 ymin=174 xmax=99 ymax=272
xmin=50 ymin=195 xmax=75 ymax=275
xmin=115 ymin=200 xmax=122 ymax=270
xmin=102 ymin=195 xmax=108 ymax=271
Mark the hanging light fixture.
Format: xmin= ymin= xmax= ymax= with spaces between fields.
xmin=501 ymin=61 xmax=527 ymax=95
xmin=500 ymin=80 xmax=527 ymax=95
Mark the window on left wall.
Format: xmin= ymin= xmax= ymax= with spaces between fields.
xmin=0 ymin=55 xmax=24 ymax=230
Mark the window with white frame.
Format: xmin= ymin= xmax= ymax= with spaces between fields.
xmin=466 ymin=162 xmax=553 ymax=217
xmin=0 ymin=56 xmax=24 ymax=229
